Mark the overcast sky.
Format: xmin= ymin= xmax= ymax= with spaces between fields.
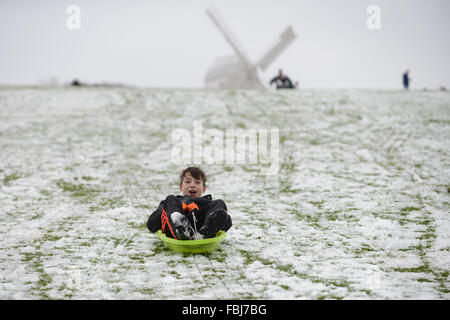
xmin=1 ymin=0 xmax=449 ymax=89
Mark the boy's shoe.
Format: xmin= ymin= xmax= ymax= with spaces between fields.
xmin=170 ymin=212 xmax=195 ymax=240
xmin=198 ymin=209 xmax=228 ymax=239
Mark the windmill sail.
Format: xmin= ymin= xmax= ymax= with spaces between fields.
xmin=256 ymin=26 xmax=296 ymax=71
xmin=206 ymin=7 xmax=254 ymax=72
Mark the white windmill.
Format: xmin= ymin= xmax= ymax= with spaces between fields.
xmin=204 ymin=6 xmax=297 ymax=89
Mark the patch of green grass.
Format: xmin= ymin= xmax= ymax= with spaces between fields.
xmin=309 ymin=200 xmax=325 ymax=208
xmin=239 ymin=249 xmax=303 ymax=278
xmin=308 ymin=222 xmax=323 ymax=230
xmin=22 ymin=251 xmax=42 ymax=263
xmin=326 ymin=107 xmax=337 ymax=116
xmin=39 ymin=189 xmax=52 ymax=197
xmin=236 ymin=122 xmax=246 ymax=129
xmin=438 ymin=287 xmax=449 ymax=294
xmin=169 ymin=270 xmax=181 ymax=279
xmin=279 ymin=135 xmax=289 ymax=144
xmin=129 ymin=254 xmax=146 ymax=264
xmin=399 ymin=243 xmax=428 ymax=252
xmin=37 ymin=272 xmax=52 ymax=288
xmin=280 ymin=161 xmax=295 ymax=172
xmin=31 ymin=213 xmax=44 ymax=220
xmin=240 ymin=250 xmax=258 ymax=266
xmin=151 ymin=241 xmax=168 ymax=255
xmin=138 ymin=287 xmax=155 ymax=296
xmin=21 ymin=249 xmax=53 ymax=298
xmin=317 ymin=294 xmax=344 ymax=300
xmin=279 ymin=186 xmax=300 ymax=194
xmin=309 ymin=138 xmax=321 ymax=146
xmin=325 ymin=210 xmax=339 ymax=221
xmin=400 ymin=206 xmax=421 ymax=213
xmin=417 ymin=278 xmax=432 ymax=283
xmin=438 ymin=270 xmax=449 ymax=278
xmin=338 ymin=98 xmax=348 ymax=105
xmin=355 ymin=244 xmax=375 ymax=255
xmin=56 ymin=179 xmax=99 ymax=199
xmin=89 ymin=196 xmax=126 ymax=212
xmin=129 ymin=221 xmax=147 ymax=231
xmin=111 ymin=237 xmax=133 ymax=248
xmin=417 ymin=233 xmax=436 ymax=240
xmin=393 ymin=265 xmax=430 ymax=273
xmin=211 ymin=254 xmax=227 ymax=263
xmin=3 ymin=172 xmax=21 ymax=186
xmin=137 ymin=204 xmax=153 ymax=210
xmin=277 ymin=264 xmax=293 ymax=273
xmin=42 ymin=233 xmax=63 ymax=242
xmin=242 ymin=166 xmax=261 ymax=173
xmin=397 ymin=217 xmax=415 ymax=226
xmin=239 ymin=293 xmax=260 ymax=299
xmin=327 ymin=279 xmax=351 ymax=288
xmin=394 ymin=215 xmax=449 ymax=296
xmin=419 ymin=219 xmax=432 ymax=226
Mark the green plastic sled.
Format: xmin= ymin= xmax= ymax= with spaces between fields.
xmin=156 ymin=230 xmax=226 ymax=254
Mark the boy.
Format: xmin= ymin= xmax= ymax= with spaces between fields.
xmin=147 ymin=167 xmax=232 ymax=240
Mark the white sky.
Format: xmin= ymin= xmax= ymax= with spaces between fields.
xmin=1 ymin=0 xmax=449 ymax=89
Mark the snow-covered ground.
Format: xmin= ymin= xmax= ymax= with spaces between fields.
xmin=0 ymin=86 xmax=448 ymax=299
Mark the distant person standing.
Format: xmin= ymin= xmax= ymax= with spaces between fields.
xmin=71 ymin=79 xmax=81 ymax=86
xmin=270 ymin=69 xmax=295 ymax=89
xmin=402 ymin=70 xmax=410 ymax=90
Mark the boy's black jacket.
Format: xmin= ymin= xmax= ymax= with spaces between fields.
xmin=146 ymin=194 xmax=231 ymax=235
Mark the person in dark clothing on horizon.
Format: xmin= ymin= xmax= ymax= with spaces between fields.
xmin=403 ymin=70 xmax=410 ymax=90
xmin=270 ymin=68 xmax=295 ymax=89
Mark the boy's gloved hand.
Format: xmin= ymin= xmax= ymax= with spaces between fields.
xmin=182 ymin=201 xmax=199 ymax=215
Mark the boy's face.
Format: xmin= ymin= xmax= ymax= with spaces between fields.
xmin=179 ymin=172 xmax=206 ymax=197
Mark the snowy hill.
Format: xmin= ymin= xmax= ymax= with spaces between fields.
xmin=0 ymin=86 xmax=448 ymax=299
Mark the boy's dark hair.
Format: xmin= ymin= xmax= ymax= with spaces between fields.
xmin=179 ymin=167 xmax=207 ymax=186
